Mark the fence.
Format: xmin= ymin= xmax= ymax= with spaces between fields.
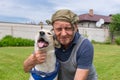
xmin=0 ymin=22 xmax=109 ymax=42
xmin=79 ymin=28 xmax=109 ymax=42
xmin=0 ymin=22 xmax=52 ymax=40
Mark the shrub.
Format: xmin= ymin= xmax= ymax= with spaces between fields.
xmin=115 ymin=37 xmax=120 ymax=45
xmin=91 ymin=40 xmax=103 ymax=44
xmin=91 ymin=40 xmax=111 ymax=45
xmin=0 ymin=35 xmax=34 ymax=47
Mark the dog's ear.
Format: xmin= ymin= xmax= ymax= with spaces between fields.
xmin=50 ymin=28 xmax=54 ymax=34
xmin=53 ymin=35 xmax=61 ymax=48
xmin=46 ymin=20 xmax=52 ymax=25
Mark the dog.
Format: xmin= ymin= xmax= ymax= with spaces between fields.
xmin=29 ymin=29 xmax=59 ymax=80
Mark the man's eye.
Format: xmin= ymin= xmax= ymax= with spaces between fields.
xmin=65 ymin=27 xmax=71 ymax=30
xmin=65 ymin=27 xmax=73 ymax=31
xmin=56 ymin=28 xmax=62 ymax=31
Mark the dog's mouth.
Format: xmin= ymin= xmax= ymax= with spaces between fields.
xmin=37 ymin=38 xmax=49 ymax=48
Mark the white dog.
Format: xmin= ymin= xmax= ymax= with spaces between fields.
xmin=29 ymin=29 xmax=59 ymax=80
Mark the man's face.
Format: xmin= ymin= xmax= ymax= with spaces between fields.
xmin=53 ymin=21 xmax=77 ymax=48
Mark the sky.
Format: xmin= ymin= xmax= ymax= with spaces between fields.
xmin=0 ymin=0 xmax=120 ymax=24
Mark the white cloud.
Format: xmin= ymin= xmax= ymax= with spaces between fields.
xmin=0 ymin=0 xmax=52 ymax=23
xmin=0 ymin=0 xmax=120 ymax=23
xmin=49 ymin=0 xmax=120 ymax=15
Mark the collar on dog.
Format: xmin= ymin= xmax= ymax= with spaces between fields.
xmin=30 ymin=60 xmax=59 ymax=80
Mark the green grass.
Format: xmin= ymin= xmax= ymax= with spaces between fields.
xmin=0 ymin=47 xmax=34 ymax=80
xmin=0 ymin=44 xmax=120 ymax=80
xmin=94 ymin=44 xmax=120 ymax=80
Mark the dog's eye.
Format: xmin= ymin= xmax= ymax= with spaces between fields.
xmin=47 ymin=32 xmax=52 ymax=35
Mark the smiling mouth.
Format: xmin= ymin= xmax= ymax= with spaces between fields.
xmin=37 ymin=38 xmax=49 ymax=48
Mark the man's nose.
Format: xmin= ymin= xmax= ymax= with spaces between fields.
xmin=39 ymin=31 xmax=45 ymax=36
xmin=61 ymin=29 xmax=67 ymax=36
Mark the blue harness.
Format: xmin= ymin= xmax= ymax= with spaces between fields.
xmin=30 ymin=61 xmax=59 ymax=80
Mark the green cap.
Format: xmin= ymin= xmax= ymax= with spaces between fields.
xmin=51 ymin=9 xmax=79 ymax=24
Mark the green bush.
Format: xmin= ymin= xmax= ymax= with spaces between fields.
xmin=91 ymin=40 xmax=111 ymax=45
xmin=115 ymin=37 xmax=120 ymax=45
xmin=91 ymin=40 xmax=103 ymax=44
xmin=0 ymin=35 xmax=34 ymax=47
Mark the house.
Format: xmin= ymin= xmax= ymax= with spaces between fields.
xmin=77 ymin=9 xmax=111 ymax=42
xmin=78 ymin=9 xmax=111 ymax=28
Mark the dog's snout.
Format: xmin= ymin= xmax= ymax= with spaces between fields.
xmin=39 ymin=31 xmax=45 ymax=36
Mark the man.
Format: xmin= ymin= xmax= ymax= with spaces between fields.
xmin=23 ymin=9 xmax=98 ymax=80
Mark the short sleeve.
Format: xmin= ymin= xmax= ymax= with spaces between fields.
xmin=76 ymin=39 xmax=94 ymax=69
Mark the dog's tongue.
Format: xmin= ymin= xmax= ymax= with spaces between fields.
xmin=38 ymin=42 xmax=44 ymax=48
xmin=38 ymin=41 xmax=48 ymax=48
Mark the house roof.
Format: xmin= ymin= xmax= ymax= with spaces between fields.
xmin=78 ymin=9 xmax=111 ymax=23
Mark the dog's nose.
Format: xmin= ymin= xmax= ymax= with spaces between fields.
xmin=39 ymin=31 xmax=45 ymax=36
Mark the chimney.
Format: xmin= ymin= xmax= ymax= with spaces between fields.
xmin=89 ymin=9 xmax=94 ymax=16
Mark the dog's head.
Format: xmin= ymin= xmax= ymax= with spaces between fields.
xmin=35 ymin=29 xmax=61 ymax=51
xmin=35 ymin=29 xmax=54 ymax=51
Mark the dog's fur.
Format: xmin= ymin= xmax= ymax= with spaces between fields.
xmin=29 ymin=29 xmax=58 ymax=80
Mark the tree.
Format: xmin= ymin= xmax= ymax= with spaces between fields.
xmin=109 ymin=14 xmax=120 ymax=43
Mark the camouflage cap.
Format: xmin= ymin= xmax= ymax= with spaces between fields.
xmin=51 ymin=9 xmax=79 ymax=24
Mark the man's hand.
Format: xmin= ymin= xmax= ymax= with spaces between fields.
xmin=34 ymin=50 xmax=47 ymax=64
xmin=23 ymin=50 xmax=46 ymax=72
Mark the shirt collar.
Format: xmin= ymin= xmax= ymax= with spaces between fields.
xmin=72 ymin=31 xmax=81 ymax=45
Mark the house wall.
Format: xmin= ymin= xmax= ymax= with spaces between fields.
xmin=0 ymin=22 xmax=109 ymax=42
xmin=79 ymin=22 xmax=109 ymax=29
xmin=79 ymin=22 xmax=96 ymax=28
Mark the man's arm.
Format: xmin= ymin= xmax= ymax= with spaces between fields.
xmin=23 ymin=54 xmax=36 ymax=72
xmin=74 ymin=68 xmax=89 ymax=80
xmin=23 ymin=51 xmax=46 ymax=72
xmin=74 ymin=39 xmax=93 ymax=80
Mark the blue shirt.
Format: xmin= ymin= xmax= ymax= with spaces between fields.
xmin=55 ymin=32 xmax=94 ymax=69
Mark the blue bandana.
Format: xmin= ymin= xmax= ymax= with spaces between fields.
xmin=30 ymin=61 xmax=59 ymax=80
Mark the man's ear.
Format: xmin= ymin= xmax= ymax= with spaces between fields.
xmin=53 ymin=35 xmax=61 ymax=48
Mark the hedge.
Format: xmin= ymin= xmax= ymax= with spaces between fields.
xmin=0 ymin=35 xmax=34 ymax=47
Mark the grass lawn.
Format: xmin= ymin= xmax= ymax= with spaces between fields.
xmin=93 ymin=44 xmax=120 ymax=80
xmin=0 ymin=47 xmax=34 ymax=80
xmin=0 ymin=44 xmax=120 ymax=80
